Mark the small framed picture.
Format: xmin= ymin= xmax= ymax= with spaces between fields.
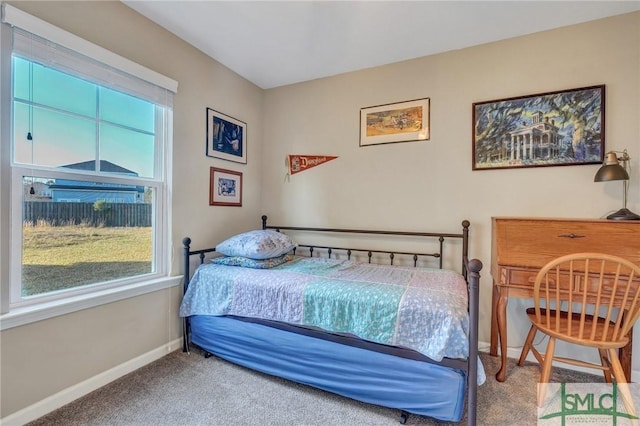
xmin=206 ymin=108 xmax=247 ymax=164
xmin=360 ymin=98 xmax=430 ymax=147
xmin=209 ymin=167 xmax=242 ymax=207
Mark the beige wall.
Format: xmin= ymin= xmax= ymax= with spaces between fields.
xmin=1 ymin=287 xmax=183 ymax=414
xmin=1 ymin=0 xmax=639 ymax=420
xmin=0 ymin=1 xmax=264 ymax=419
xmin=261 ymin=12 xmax=640 ymax=363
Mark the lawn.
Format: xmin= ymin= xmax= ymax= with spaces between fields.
xmin=22 ymin=224 xmax=152 ymax=296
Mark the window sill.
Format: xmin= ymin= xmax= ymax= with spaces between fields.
xmin=0 ymin=276 xmax=182 ymax=330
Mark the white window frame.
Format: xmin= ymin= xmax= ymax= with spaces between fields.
xmin=0 ymin=4 xmax=180 ymax=329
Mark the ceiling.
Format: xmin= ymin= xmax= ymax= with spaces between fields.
xmin=123 ymin=1 xmax=640 ymax=90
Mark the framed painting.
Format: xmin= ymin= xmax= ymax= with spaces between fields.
xmin=472 ymin=85 xmax=605 ymax=170
xmin=206 ymin=108 xmax=247 ymax=164
xmin=209 ymin=167 xmax=242 ymax=207
xmin=360 ymin=98 xmax=430 ymax=147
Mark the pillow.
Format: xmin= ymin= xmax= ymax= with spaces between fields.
xmin=215 ymin=230 xmax=296 ymax=260
xmin=211 ymin=254 xmax=294 ymax=269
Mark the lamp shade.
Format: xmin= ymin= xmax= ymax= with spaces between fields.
xmin=593 ymin=164 xmax=629 ymax=182
xmin=593 ymin=152 xmax=629 ymax=182
xmin=593 ymin=149 xmax=639 ymax=220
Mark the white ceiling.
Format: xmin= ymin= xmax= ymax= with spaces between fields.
xmin=123 ymin=1 xmax=640 ymax=89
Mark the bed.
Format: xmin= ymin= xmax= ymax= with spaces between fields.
xmin=180 ymin=215 xmax=483 ymax=425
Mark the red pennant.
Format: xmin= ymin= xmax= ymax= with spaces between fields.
xmin=288 ymin=155 xmax=338 ymax=175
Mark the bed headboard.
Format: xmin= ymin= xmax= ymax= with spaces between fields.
xmin=261 ymin=215 xmax=470 ymax=276
xmin=183 ymin=215 xmax=474 ymax=287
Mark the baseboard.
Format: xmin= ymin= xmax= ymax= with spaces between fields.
xmin=478 ymin=339 xmax=640 ymax=383
xmin=1 ymin=338 xmax=183 ymax=426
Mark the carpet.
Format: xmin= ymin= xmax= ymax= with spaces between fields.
xmin=27 ymin=350 xmax=601 ymax=426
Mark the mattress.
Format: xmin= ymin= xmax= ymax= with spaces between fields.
xmin=180 ymin=256 xmax=473 ymax=362
xmin=190 ymin=314 xmax=468 ymax=422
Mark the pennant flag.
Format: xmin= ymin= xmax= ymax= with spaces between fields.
xmin=288 ymin=155 xmax=338 ymax=175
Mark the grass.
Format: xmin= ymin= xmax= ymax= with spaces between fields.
xmin=22 ymin=223 xmax=152 ymax=297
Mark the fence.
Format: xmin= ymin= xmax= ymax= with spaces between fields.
xmin=23 ymin=201 xmax=151 ymax=227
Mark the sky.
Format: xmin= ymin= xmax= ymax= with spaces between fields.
xmin=13 ymin=56 xmax=158 ymax=178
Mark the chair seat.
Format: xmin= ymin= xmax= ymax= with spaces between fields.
xmin=525 ymin=307 xmax=629 ymax=349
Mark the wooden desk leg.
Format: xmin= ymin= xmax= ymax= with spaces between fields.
xmin=495 ymin=287 xmax=509 ymax=382
xmin=620 ymin=330 xmax=633 ymax=382
xmin=490 ymin=283 xmax=499 ymax=357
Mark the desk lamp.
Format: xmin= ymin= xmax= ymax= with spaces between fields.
xmin=594 ymin=149 xmax=640 ymax=220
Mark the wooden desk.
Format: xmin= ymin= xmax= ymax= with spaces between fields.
xmin=490 ymin=217 xmax=640 ymax=382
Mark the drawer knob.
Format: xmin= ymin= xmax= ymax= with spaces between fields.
xmin=558 ymin=233 xmax=586 ymax=239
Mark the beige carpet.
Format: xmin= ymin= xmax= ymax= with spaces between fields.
xmin=27 ymin=350 xmax=601 ymax=426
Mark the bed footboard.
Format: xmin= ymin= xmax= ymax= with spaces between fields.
xmin=465 ymin=257 xmax=482 ymax=426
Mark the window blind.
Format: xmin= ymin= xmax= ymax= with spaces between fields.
xmin=2 ymin=3 xmax=177 ymax=107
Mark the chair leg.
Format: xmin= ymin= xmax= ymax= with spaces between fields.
xmin=608 ymin=348 xmax=638 ymax=423
xmin=598 ymin=348 xmax=612 ymax=383
xmin=537 ymin=337 xmax=556 ymax=407
xmin=518 ymin=325 xmax=537 ymax=366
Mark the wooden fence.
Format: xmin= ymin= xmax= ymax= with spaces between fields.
xmin=23 ymin=202 xmax=151 ymax=227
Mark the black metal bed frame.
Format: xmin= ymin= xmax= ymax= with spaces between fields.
xmin=182 ymin=215 xmax=482 ymax=426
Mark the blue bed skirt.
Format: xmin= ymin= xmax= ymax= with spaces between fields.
xmin=190 ymin=315 xmax=467 ymax=422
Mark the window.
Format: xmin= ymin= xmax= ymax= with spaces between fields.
xmin=1 ymin=5 xmax=178 ymax=312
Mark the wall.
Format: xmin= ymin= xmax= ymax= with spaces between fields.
xmin=261 ymin=12 xmax=640 ymax=366
xmin=0 ymin=1 xmax=264 ymax=420
xmin=1 ymin=1 xmax=639 ymax=421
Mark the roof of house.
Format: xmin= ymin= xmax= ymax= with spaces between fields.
xmin=61 ymin=160 xmax=138 ymax=176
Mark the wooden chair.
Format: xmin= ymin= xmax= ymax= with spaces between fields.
xmin=517 ymin=252 xmax=640 ymax=412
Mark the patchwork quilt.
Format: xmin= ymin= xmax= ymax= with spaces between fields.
xmin=180 ymin=256 xmax=472 ymax=363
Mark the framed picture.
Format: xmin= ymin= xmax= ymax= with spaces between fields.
xmin=360 ymin=98 xmax=430 ymax=147
xmin=209 ymin=167 xmax=242 ymax=207
xmin=206 ymin=108 xmax=247 ymax=164
xmin=472 ymin=85 xmax=605 ymax=170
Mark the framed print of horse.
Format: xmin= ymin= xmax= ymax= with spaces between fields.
xmin=360 ymin=98 xmax=430 ymax=147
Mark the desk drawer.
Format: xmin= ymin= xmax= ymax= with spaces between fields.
xmin=493 ymin=218 xmax=640 ymax=269
xmin=499 ymin=267 xmax=536 ymax=287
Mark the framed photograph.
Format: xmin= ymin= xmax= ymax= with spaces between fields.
xmin=209 ymin=167 xmax=242 ymax=207
xmin=206 ymin=108 xmax=247 ymax=164
xmin=472 ymin=85 xmax=605 ymax=170
xmin=360 ymin=98 xmax=430 ymax=147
